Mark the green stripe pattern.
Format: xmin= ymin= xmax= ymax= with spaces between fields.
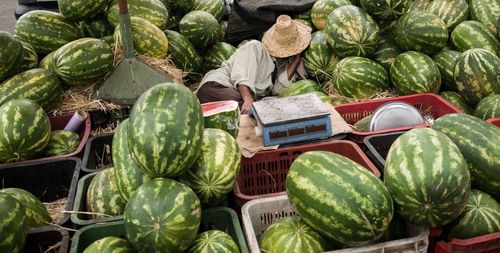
xmin=432 ymin=113 xmax=500 ymax=200
xmin=0 ymin=193 xmax=27 ymax=253
xmin=116 ymin=17 xmax=169 ymax=58
xmin=303 ymin=31 xmax=340 ymax=82
xmin=385 ymin=128 xmax=471 ymax=227
xmin=0 ymin=99 xmax=51 ymax=163
xmin=474 ymin=94 xmax=500 ymax=120
xmin=58 ymin=0 xmax=109 ymax=21
xmin=311 ymin=0 xmax=351 ymax=30
xmin=44 ymin=130 xmax=80 ymax=156
xmin=163 ymin=0 xmax=195 ymax=15
xmin=179 ymin=129 xmax=240 ymax=207
xmin=192 ymin=0 xmax=225 ymax=22
xmin=203 ymin=42 xmax=236 ymax=71
xmin=78 ymin=15 xmax=114 ymax=38
xmin=439 ymin=91 xmax=473 ymax=114
xmin=0 ymin=68 xmax=62 ymax=110
xmin=14 ymin=10 xmax=80 ymax=55
xmin=203 ymin=101 xmax=240 ymax=138
xmin=451 ymin=21 xmax=500 ymax=56
xmin=107 ymin=0 xmax=169 ymax=30
xmin=38 ymin=51 xmax=56 ymax=71
xmin=260 ymin=217 xmax=329 ymax=253
xmin=407 ymin=0 xmax=431 ymax=12
xmin=86 ymin=169 xmax=127 ymax=219
xmin=393 ymin=11 xmax=448 ymax=55
xmin=390 ymin=51 xmax=441 ymax=95
xmin=0 ymin=188 xmax=51 ymax=228
xmin=165 ymin=30 xmax=203 ymax=79
xmin=432 ymin=47 xmax=462 ymax=91
xmin=180 ymin=11 xmax=220 ymax=50
xmin=470 ymin=0 xmax=500 ymax=36
xmin=19 ymin=41 xmax=38 ymax=72
xmin=128 ymin=83 xmax=204 ymax=178
xmin=0 ymin=32 xmax=23 ymax=82
xmin=428 ymin=0 xmax=469 ymax=30
xmin=186 ymin=230 xmax=239 ymax=253
xmin=286 ymin=151 xmax=393 ymax=247
xmin=378 ymin=19 xmax=398 ymax=35
xmin=332 ymin=56 xmax=389 ymax=99
xmin=124 ymin=178 xmax=201 ymax=253
xmin=83 ymin=236 xmax=134 ymax=253
xmin=360 ymin=0 xmax=412 ymax=20
xmin=278 ymin=80 xmax=322 ymax=98
xmin=372 ymin=35 xmax=401 ymax=71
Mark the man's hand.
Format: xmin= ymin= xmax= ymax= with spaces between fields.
xmin=241 ymin=100 xmax=253 ymax=114
xmin=238 ymin=84 xmax=254 ymax=114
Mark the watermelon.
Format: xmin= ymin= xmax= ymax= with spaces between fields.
xmin=427 ymin=0 xmax=469 ymax=31
xmin=0 ymin=193 xmax=27 ymax=253
xmin=14 ymin=10 xmax=80 ymax=55
xmin=440 ymin=91 xmax=473 ymax=114
xmin=186 ymin=230 xmax=239 ymax=253
xmin=202 ymin=100 xmax=240 ymax=138
xmin=83 ymin=236 xmax=134 ymax=253
xmin=385 ymin=128 xmax=471 ymax=227
xmin=79 ymin=15 xmax=114 ymax=38
xmin=58 ymin=0 xmax=109 ymax=21
xmin=0 ymin=32 xmax=23 ymax=82
xmin=454 ymin=49 xmax=500 ymax=105
xmin=107 ymin=0 xmax=169 ymax=29
xmin=407 ymin=0 xmax=431 ymax=12
xmin=179 ymin=129 xmax=240 ymax=206
xmin=128 ymin=83 xmax=204 ymax=178
xmin=431 ymin=113 xmax=500 ymax=200
xmin=474 ymin=94 xmax=500 ymax=120
xmin=0 ymin=68 xmax=62 ymax=110
xmin=162 ymin=0 xmax=195 ymax=15
xmin=164 ymin=30 xmax=203 ymax=80
xmin=303 ymin=31 xmax=340 ymax=83
xmin=311 ymin=0 xmax=351 ymax=30
xmin=115 ymin=17 xmax=169 ymax=58
xmin=260 ymin=217 xmax=330 ymax=253
xmin=286 ymin=151 xmax=393 ymax=247
xmin=469 ymin=0 xmax=500 ymax=36
xmin=179 ymin=11 xmax=220 ymax=50
xmin=203 ymin=42 xmax=236 ymax=71
xmin=192 ymin=0 xmax=225 ymax=22
xmin=112 ymin=119 xmax=150 ymax=202
xmin=86 ymin=169 xmax=127 ymax=219
xmin=390 ymin=51 xmax=441 ymax=95
xmin=0 ymin=188 xmax=51 ymax=228
xmin=166 ymin=13 xmax=183 ymax=31
xmin=294 ymin=19 xmax=314 ymax=31
xmin=378 ymin=19 xmax=398 ymax=35
xmin=451 ymin=21 xmax=500 ymax=56
xmin=295 ymin=9 xmax=313 ymax=23
xmin=19 ymin=41 xmax=38 ymax=72
xmin=331 ymin=56 xmax=389 ymax=99
xmin=376 ymin=214 xmax=407 ymax=243
xmin=219 ymin=21 xmax=228 ymax=42
xmin=312 ymin=91 xmax=336 ymax=105
xmin=446 ymin=190 xmax=500 ymax=239
xmin=432 ymin=47 xmax=461 ymax=91
xmin=372 ymin=35 xmax=401 ymax=71
xmin=0 ymin=99 xmax=51 ymax=163
xmin=44 ymin=130 xmax=80 ymax=156
xmin=325 ymin=5 xmax=380 ymax=57
xmin=392 ymin=11 xmax=448 ymax=55
xmin=124 ymin=178 xmax=201 ymax=253
xmin=38 ymin=51 xmax=56 ymax=71
xmin=360 ymin=0 xmax=412 ymax=20
xmin=278 ymin=80 xmax=322 ymax=98
xmin=100 ymin=35 xmax=115 ymax=47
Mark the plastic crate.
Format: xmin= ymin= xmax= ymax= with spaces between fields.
xmin=0 ymin=112 xmax=91 ymax=168
xmin=435 ymin=232 xmax=500 ymax=253
xmin=486 ymin=117 xmax=500 ymax=127
xmin=88 ymin=108 xmax=130 ymax=131
xmin=233 ymin=140 xmax=380 ymax=210
xmin=363 ymin=131 xmax=406 ymax=172
xmin=334 ymin=93 xmax=462 ymax=143
xmin=81 ymin=134 xmax=113 ymax=172
xmin=70 ymin=207 xmax=249 ymax=253
xmin=0 ymin=157 xmax=81 ymax=226
xmin=25 ymin=225 xmax=70 ymax=253
xmin=241 ymin=195 xmax=429 ymax=253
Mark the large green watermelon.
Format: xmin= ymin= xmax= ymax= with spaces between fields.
xmin=372 ymin=35 xmax=401 ymax=71
xmin=83 ymin=236 xmax=134 ymax=253
xmin=360 ymin=0 xmax=412 ymax=20
xmin=186 ymin=230 xmax=239 ymax=253
xmin=128 ymin=83 xmax=204 ymax=178
xmin=203 ymin=42 xmax=236 ymax=71
xmin=38 ymin=51 xmax=56 ymax=71
xmin=432 ymin=47 xmax=462 ymax=91
xmin=19 ymin=41 xmax=38 ymax=72
xmin=115 ymin=17 xmax=169 ymax=58
xmin=86 ymin=169 xmax=127 ymax=219
xmin=162 ymin=0 xmax=194 ymax=15
xmin=58 ymin=0 xmax=109 ymax=21
xmin=179 ymin=11 xmax=220 ymax=50
xmin=427 ymin=0 xmax=469 ymax=31
xmin=278 ymin=80 xmax=322 ymax=98
xmin=44 ymin=130 xmax=80 ymax=156
xmin=469 ymin=0 xmax=500 ymax=36
xmin=164 ymin=30 xmax=203 ymax=80
xmin=474 ymin=94 xmax=500 ymax=120
xmin=107 ymin=0 xmax=169 ymax=29
xmin=286 ymin=151 xmax=393 ymax=247
xmin=407 ymin=0 xmax=431 ymax=12
xmin=311 ymin=0 xmax=351 ymax=30
xmin=0 ymin=193 xmax=27 ymax=253
xmin=451 ymin=21 xmax=500 ymax=56
xmin=192 ymin=0 xmax=225 ymax=22
xmin=0 ymin=188 xmax=51 ymax=228
xmin=390 ymin=51 xmax=441 ymax=95
xmin=303 ymin=31 xmax=340 ymax=83
xmin=124 ymin=178 xmax=201 ymax=253
xmin=202 ymin=100 xmax=240 ymax=138
xmin=440 ymin=91 xmax=473 ymax=114
xmin=385 ymin=128 xmax=471 ymax=227
xmin=0 ymin=32 xmax=23 ymax=82
xmin=78 ymin=15 xmax=114 ymax=38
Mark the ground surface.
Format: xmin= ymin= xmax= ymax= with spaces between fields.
xmin=0 ymin=0 xmax=17 ymax=33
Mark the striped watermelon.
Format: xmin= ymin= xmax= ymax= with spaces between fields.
xmin=331 ymin=57 xmax=389 ymax=99
xmin=454 ymin=49 xmax=500 ymax=105
xmin=0 ymin=188 xmax=51 ymax=228
xmin=393 ymin=11 xmax=448 ymax=55
xmin=107 ymin=0 xmax=169 ymax=29
xmin=115 ymin=17 xmax=169 ymax=58
xmin=0 ymin=68 xmax=62 ymax=110
xmin=432 ymin=47 xmax=462 ymax=91
xmin=303 ymin=31 xmax=340 ymax=83
xmin=278 ymin=80 xmax=322 ymax=98
xmin=260 ymin=217 xmax=329 ymax=253
xmin=469 ymin=0 xmax=500 ymax=36
xmin=451 ymin=21 xmax=500 ymax=56
xmin=179 ymin=129 xmax=240 ymax=206
xmin=83 ymin=236 xmax=134 ymax=253
xmin=58 ymin=0 xmax=109 ymax=21
xmin=203 ymin=42 xmax=236 ymax=71
xmin=186 ymin=230 xmax=239 ymax=253
xmin=390 ymin=51 xmax=441 ymax=95
xmin=427 ymin=0 xmax=469 ymax=31
xmin=166 ymin=13 xmax=183 ymax=31
xmin=128 ymin=83 xmax=204 ymax=178
xmin=180 ymin=11 xmax=220 ymax=50
xmin=360 ymin=0 xmax=413 ymax=20
xmin=295 ymin=19 xmax=314 ymax=31
xmin=385 ymin=128 xmax=471 ymax=227
xmin=0 ymin=32 xmax=23 ymax=82
xmin=295 ymin=9 xmax=313 ymax=23
xmin=112 ymin=119 xmax=150 ymax=201
xmin=325 ymin=5 xmax=380 ymax=57
xmin=86 ymin=169 xmax=127 ymax=219
xmin=0 ymin=193 xmax=27 ymax=253
xmin=447 ymin=190 xmax=500 ymax=239
xmin=14 ymin=10 xmax=80 ymax=55
xmin=431 ymin=113 xmax=500 ymax=200
xmin=38 ymin=51 xmax=56 ymax=71
xmin=44 ymin=130 xmax=80 ymax=156
xmin=378 ymin=19 xmax=398 ymax=35
xmin=53 ymin=38 xmax=113 ymax=85
xmin=100 ymin=35 xmax=115 ymax=47
xmin=312 ymin=91 xmax=337 ymax=105
xmin=474 ymin=94 xmax=500 ymax=120
xmin=407 ymin=0 xmax=431 ymax=12
xmin=202 ymin=100 xmax=240 ymax=138
xmin=286 ymin=151 xmax=393 ymax=247
xmin=19 ymin=42 xmax=38 ymax=72
xmin=164 ymin=30 xmax=203 ymax=80
xmin=124 ymin=178 xmax=201 ymax=253
xmin=372 ymin=36 xmax=401 ymax=72
xmin=311 ymin=0 xmax=351 ymax=30
xmin=440 ymin=91 xmax=473 ymax=114
xmin=162 ymin=0 xmax=195 ymax=15
xmin=78 ymin=15 xmax=114 ymax=38
xmin=0 ymin=99 xmax=51 ymax=163
xmin=192 ymin=0 xmax=225 ymax=22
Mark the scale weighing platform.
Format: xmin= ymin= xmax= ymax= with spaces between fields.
xmin=252 ymin=93 xmax=333 ymax=147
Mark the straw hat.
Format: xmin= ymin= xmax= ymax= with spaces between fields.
xmin=262 ymin=15 xmax=312 ymax=58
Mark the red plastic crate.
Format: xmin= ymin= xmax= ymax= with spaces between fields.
xmin=486 ymin=117 xmax=500 ymax=127
xmin=233 ymin=140 xmax=380 ymax=210
xmin=435 ymin=232 xmax=500 ymax=253
xmin=334 ymin=93 xmax=463 ymax=143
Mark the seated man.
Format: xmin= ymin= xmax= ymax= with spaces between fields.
xmin=196 ymin=15 xmax=312 ymax=113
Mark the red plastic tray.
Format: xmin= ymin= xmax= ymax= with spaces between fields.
xmin=233 ymin=140 xmax=380 ymax=210
xmin=435 ymin=232 xmax=500 ymax=253
xmin=334 ymin=93 xmax=463 ymax=143
xmin=486 ymin=117 xmax=500 ymax=127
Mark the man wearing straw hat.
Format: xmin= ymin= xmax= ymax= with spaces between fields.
xmin=196 ymin=15 xmax=312 ymax=114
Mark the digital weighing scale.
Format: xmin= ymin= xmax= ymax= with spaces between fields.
xmin=252 ymin=93 xmax=333 ymax=147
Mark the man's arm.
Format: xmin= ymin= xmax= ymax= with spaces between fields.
xmin=238 ymin=84 xmax=254 ymax=114
xmin=286 ymin=54 xmax=302 ymax=80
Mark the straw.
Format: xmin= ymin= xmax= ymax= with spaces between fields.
xmin=43 ymin=197 xmax=67 ymax=225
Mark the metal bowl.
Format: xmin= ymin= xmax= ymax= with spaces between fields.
xmin=369 ymin=102 xmax=425 ymax=131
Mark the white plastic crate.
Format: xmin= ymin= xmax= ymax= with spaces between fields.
xmin=241 ymin=195 xmax=429 ymax=253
